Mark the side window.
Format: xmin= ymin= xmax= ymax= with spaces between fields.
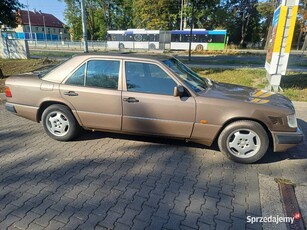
xmin=65 ymin=63 xmax=85 ymax=86
xmin=86 ymin=60 xmax=120 ymax=89
xmin=125 ymin=62 xmax=176 ymax=95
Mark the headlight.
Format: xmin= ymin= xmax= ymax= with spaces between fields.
xmin=287 ymin=114 xmax=297 ymax=128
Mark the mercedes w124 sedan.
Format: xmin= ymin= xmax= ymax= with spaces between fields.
xmin=4 ymin=54 xmax=304 ymax=163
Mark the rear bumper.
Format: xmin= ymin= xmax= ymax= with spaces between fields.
xmin=272 ymin=127 xmax=304 ymax=152
xmin=5 ymin=103 xmax=17 ymax=113
xmin=5 ymin=102 xmax=38 ymax=122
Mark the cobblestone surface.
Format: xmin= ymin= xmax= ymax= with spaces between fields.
xmin=0 ymin=101 xmax=306 ymax=229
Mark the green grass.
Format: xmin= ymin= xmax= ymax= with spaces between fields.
xmin=30 ymin=51 xmax=80 ymax=58
xmin=194 ymin=68 xmax=307 ymax=102
xmin=196 ymin=68 xmax=266 ymax=88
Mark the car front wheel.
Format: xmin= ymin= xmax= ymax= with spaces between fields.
xmin=42 ymin=104 xmax=80 ymax=141
xmin=218 ymin=120 xmax=269 ymax=163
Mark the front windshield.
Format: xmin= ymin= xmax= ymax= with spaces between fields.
xmin=163 ymin=58 xmax=208 ymax=93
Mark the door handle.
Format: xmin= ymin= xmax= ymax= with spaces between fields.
xmin=123 ymin=97 xmax=139 ymax=103
xmin=64 ymin=91 xmax=79 ymax=96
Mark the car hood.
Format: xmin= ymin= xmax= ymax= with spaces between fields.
xmin=200 ymin=81 xmax=295 ymax=111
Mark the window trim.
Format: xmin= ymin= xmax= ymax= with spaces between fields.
xmin=62 ymin=62 xmax=87 ymax=86
xmin=63 ymin=58 xmax=122 ymax=91
xmin=123 ymin=60 xmax=180 ymax=96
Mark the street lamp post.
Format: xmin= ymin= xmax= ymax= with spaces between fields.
xmin=180 ymin=0 xmax=184 ymax=30
xmin=26 ymin=0 xmax=33 ymax=41
xmin=80 ymin=0 xmax=88 ymax=53
xmin=60 ymin=31 xmax=64 ymax=45
xmin=43 ymin=15 xmax=47 ymax=44
xmin=188 ymin=0 xmax=196 ymax=61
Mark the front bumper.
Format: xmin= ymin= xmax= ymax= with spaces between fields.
xmin=272 ymin=127 xmax=304 ymax=152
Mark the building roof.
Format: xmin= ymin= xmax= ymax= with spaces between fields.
xmin=17 ymin=10 xmax=66 ymax=28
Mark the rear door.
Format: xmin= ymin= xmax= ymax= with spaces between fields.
xmin=122 ymin=60 xmax=196 ymax=138
xmin=59 ymin=58 xmax=122 ymax=131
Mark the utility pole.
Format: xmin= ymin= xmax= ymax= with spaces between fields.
xmin=43 ymin=15 xmax=47 ymax=43
xmin=180 ymin=0 xmax=184 ymax=30
xmin=26 ymin=0 xmax=33 ymax=41
xmin=80 ymin=0 xmax=88 ymax=53
xmin=188 ymin=0 xmax=195 ymax=61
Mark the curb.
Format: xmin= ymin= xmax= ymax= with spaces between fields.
xmin=259 ymin=174 xmax=307 ymax=229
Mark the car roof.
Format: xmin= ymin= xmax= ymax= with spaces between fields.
xmin=43 ymin=53 xmax=174 ymax=83
xmin=72 ymin=52 xmax=174 ymax=61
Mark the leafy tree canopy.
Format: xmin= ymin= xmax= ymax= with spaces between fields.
xmin=0 ymin=0 xmax=23 ymax=27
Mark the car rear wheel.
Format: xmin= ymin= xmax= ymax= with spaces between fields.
xmin=119 ymin=43 xmax=125 ymax=49
xmin=218 ymin=120 xmax=269 ymax=163
xmin=149 ymin=43 xmax=156 ymax=50
xmin=195 ymin=44 xmax=204 ymax=51
xmin=42 ymin=104 xmax=80 ymax=141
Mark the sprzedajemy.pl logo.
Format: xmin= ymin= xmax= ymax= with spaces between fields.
xmin=247 ymin=212 xmax=301 ymax=225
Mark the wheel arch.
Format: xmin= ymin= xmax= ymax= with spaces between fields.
xmin=215 ymin=117 xmax=273 ymax=148
xmin=37 ymin=101 xmax=82 ymax=126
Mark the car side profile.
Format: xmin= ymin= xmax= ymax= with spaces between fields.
xmin=4 ymin=54 xmax=304 ymax=163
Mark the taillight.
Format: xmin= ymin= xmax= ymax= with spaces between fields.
xmin=4 ymin=86 xmax=12 ymax=98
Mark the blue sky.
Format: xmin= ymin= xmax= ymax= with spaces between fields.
xmin=19 ymin=0 xmax=67 ymax=23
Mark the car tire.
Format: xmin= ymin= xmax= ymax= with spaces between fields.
xmin=218 ymin=120 xmax=269 ymax=163
xmin=149 ymin=43 xmax=156 ymax=50
xmin=42 ymin=104 xmax=80 ymax=141
xmin=119 ymin=43 xmax=125 ymax=49
xmin=195 ymin=44 xmax=204 ymax=51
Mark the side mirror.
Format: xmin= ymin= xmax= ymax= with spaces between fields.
xmin=174 ymin=85 xmax=185 ymax=97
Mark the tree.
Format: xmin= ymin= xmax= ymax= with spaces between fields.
xmin=0 ymin=0 xmax=23 ymax=27
xmin=296 ymin=0 xmax=307 ymax=50
xmin=257 ymin=0 xmax=276 ymax=49
xmin=229 ymin=0 xmax=260 ymax=47
xmin=113 ymin=0 xmax=134 ymax=30
xmin=61 ymin=0 xmax=82 ymax=40
xmin=132 ymin=0 xmax=181 ymax=30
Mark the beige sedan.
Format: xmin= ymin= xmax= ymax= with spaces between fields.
xmin=4 ymin=54 xmax=304 ymax=163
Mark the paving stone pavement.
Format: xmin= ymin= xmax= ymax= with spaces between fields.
xmin=0 ymin=101 xmax=306 ymax=230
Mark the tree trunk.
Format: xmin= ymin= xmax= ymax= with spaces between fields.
xmin=302 ymin=34 xmax=307 ymax=53
xmin=0 ymin=69 xmax=4 ymax=79
xmin=297 ymin=27 xmax=303 ymax=50
xmin=240 ymin=13 xmax=250 ymax=48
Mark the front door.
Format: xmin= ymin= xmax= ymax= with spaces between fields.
xmin=60 ymin=59 xmax=122 ymax=131
xmin=122 ymin=61 xmax=196 ymax=138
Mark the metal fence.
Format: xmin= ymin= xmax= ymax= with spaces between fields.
xmin=27 ymin=40 xmax=171 ymax=52
xmin=28 ymin=40 xmax=108 ymax=51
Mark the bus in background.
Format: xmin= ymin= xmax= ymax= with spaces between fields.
xmin=170 ymin=29 xmax=227 ymax=51
xmin=107 ymin=29 xmax=169 ymax=50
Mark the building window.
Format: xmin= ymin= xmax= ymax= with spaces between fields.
xmin=53 ymin=28 xmax=55 ymax=32
xmin=42 ymin=28 xmax=44 ymax=32
xmin=59 ymin=29 xmax=61 ymax=33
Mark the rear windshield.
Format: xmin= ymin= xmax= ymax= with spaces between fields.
xmin=35 ymin=58 xmax=71 ymax=78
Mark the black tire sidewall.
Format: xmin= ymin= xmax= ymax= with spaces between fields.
xmin=218 ymin=120 xmax=269 ymax=163
xmin=42 ymin=104 xmax=79 ymax=141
